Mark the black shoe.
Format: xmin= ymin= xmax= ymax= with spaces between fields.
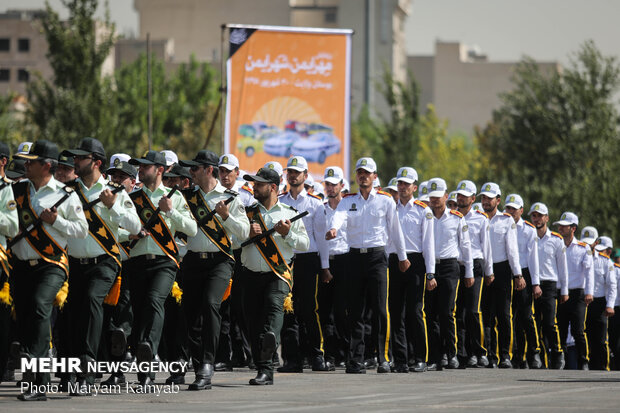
xmin=392 ymin=363 xmax=409 ymax=373
xmin=466 ymin=356 xmax=478 ymax=368
xmin=528 ymin=353 xmax=543 ymax=369
xmin=17 ymin=390 xmax=47 ymax=401
xmin=345 ymin=362 xmax=366 ymax=374
xmin=514 ymin=359 xmax=528 ymax=369
xmin=377 ymin=361 xmax=390 ymax=373
xmin=426 ymin=363 xmax=438 ymax=371
xmin=136 ymin=342 xmax=153 ymax=363
xmin=165 ymin=373 xmax=185 ymax=385
xmin=580 ymin=362 xmax=589 ymax=370
xmin=260 ymin=331 xmax=276 ymax=361
xmin=549 ymin=352 xmax=565 ymax=370
xmin=411 ymin=362 xmax=427 ymax=372
xmin=363 ymin=358 xmax=377 ymax=369
xmin=188 ymin=376 xmax=211 ymax=390
xmin=58 ymin=375 xmax=76 ymax=392
xmin=498 ymin=358 xmax=512 ymax=369
xmin=311 ymin=356 xmax=333 ymax=371
xmin=477 ymin=355 xmax=489 ymax=368
xmin=2 ymin=369 xmax=15 ymax=382
xmin=70 ymin=379 xmax=92 ymax=396
xmin=441 ymin=354 xmax=448 ymax=368
xmin=487 ymin=360 xmax=498 ymax=369
xmin=110 ymin=328 xmax=127 ymax=358
xmin=445 ymin=356 xmax=459 ymax=369
xmin=249 ymin=372 xmax=273 ymax=385
xmin=138 ymin=375 xmax=154 ymax=387
xmin=214 ymin=362 xmax=233 ymax=372
xmin=277 ymin=362 xmax=303 ymax=373
xmin=101 ymin=374 xmax=126 ymax=386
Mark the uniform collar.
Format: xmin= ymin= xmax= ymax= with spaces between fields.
xmin=397 ymin=197 xmax=415 ymax=208
xmin=77 ymin=174 xmax=107 ymax=190
xmin=258 ymin=200 xmax=284 ymax=213
xmin=356 ymin=188 xmax=377 ymax=200
xmin=143 ymin=182 xmax=167 ymax=196
xmin=200 ymin=181 xmax=227 ymax=196
xmin=284 ymin=188 xmax=307 ymax=200
xmin=29 ymin=176 xmax=63 ymax=192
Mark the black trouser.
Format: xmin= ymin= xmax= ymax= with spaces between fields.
xmin=0 ymin=267 xmax=10 ymax=380
xmin=347 ymin=249 xmax=390 ymax=365
xmin=13 ymin=260 xmax=65 ymax=385
xmin=318 ymin=253 xmax=349 ymax=364
xmin=557 ymin=288 xmax=588 ymax=367
xmin=128 ymin=255 xmax=177 ymax=361
xmin=534 ymin=280 xmax=563 ymax=366
xmin=182 ymin=251 xmax=234 ymax=367
xmin=512 ymin=268 xmax=540 ymax=363
xmin=281 ymin=252 xmax=324 ymax=364
xmin=482 ymin=260 xmax=513 ymax=362
xmin=426 ymin=258 xmax=460 ymax=363
xmin=456 ymin=258 xmax=486 ymax=359
xmin=586 ymin=296 xmax=610 ymax=370
xmin=610 ymin=308 xmax=620 ymax=370
xmin=161 ymin=294 xmax=189 ymax=363
xmin=389 ymin=252 xmax=428 ymax=364
xmin=242 ymin=269 xmax=289 ymax=380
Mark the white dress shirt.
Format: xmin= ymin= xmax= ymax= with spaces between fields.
xmin=565 ymin=237 xmax=594 ymax=295
xmin=537 ymin=229 xmax=569 ymax=295
xmin=592 ymin=252 xmax=617 ymax=308
xmin=279 ymin=188 xmax=330 ymax=269
xmin=329 ymin=189 xmax=407 ymax=261
xmin=614 ymin=263 xmax=620 ymax=307
xmin=515 ymin=219 xmax=540 ymax=285
xmin=489 ymin=212 xmax=521 ymax=276
xmin=233 ymin=181 xmax=256 ymax=207
xmin=433 ymin=208 xmax=473 ymax=278
xmin=324 ymin=201 xmax=349 ymax=256
xmin=464 ymin=209 xmax=493 ymax=276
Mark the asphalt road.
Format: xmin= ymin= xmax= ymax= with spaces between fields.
xmin=1 ymin=367 xmax=619 ymax=412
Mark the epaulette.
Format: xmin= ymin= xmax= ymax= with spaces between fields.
xmin=225 ymin=188 xmax=239 ymax=196
xmin=414 ymin=200 xmax=427 ymax=208
xmin=476 ymin=210 xmax=489 ymax=219
xmin=278 ymin=191 xmax=288 ymax=197
xmin=307 ymin=192 xmax=322 ymax=201
xmin=502 ymin=212 xmax=512 ymax=218
xmin=524 ymin=220 xmax=535 ymax=229
xmin=450 ymin=210 xmax=464 ymax=218
xmin=576 ymin=241 xmax=588 ymax=248
xmin=284 ymin=204 xmax=298 ymax=212
xmin=377 ymin=190 xmax=392 ymax=198
xmin=241 ymin=183 xmax=253 ymax=194
xmin=599 ymin=251 xmax=610 ymax=259
xmin=343 ymin=193 xmax=356 ymax=198
xmin=1 ymin=176 xmax=10 ymax=184
xmin=614 ymin=262 xmax=620 ymax=268
xmin=551 ymin=231 xmax=563 ymax=240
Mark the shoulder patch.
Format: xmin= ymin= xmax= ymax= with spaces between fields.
xmin=377 ymin=190 xmax=392 ymax=198
xmin=524 ymin=220 xmax=535 ymax=229
xmin=343 ymin=193 xmax=357 ymax=198
xmin=576 ymin=241 xmax=587 ymax=248
xmin=450 ymin=210 xmax=464 ymax=218
xmin=476 ymin=210 xmax=489 ymax=219
xmin=241 ymin=183 xmax=253 ymax=194
xmin=307 ymin=192 xmax=322 ymax=201
xmin=614 ymin=262 xmax=620 ymax=268
xmin=502 ymin=212 xmax=512 ymax=218
xmin=599 ymin=252 xmax=610 ymax=259
xmin=414 ymin=200 xmax=427 ymax=208
xmin=225 ymin=188 xmax=239 ymax=196
xmin=7 ymin=199 xmax=16 ymax=211
xmin=551 ymin=231 xmax=563 ymax=240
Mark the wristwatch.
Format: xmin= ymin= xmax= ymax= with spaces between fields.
xmin=513 ymin=274 xmax=523 ymax=279
xmin=426 ymin=273 xmax=435 ymax=280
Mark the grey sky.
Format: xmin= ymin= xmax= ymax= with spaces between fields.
xmin=3 ymin=0 xmax=620 ymax=64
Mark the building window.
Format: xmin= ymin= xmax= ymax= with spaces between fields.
xmin=18 ymin=38 xmax=30 ymax=52
xmin=17 ymin=69 xmax=29 ymax=82
xmin=0 ymin=69 xmax=9 ymax=82
xmin=0 ymin=38 xmax=9 ymax=52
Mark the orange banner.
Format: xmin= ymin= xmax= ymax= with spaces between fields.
xmin=225 ymin=26 xmax=351 ymax=178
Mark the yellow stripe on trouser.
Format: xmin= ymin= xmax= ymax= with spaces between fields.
xmin=384 ymin=270 xmax=391 ymax=362
xmin=422 ymin=276 xmax=428 ymax=362
xmin=313 ymin=274 xmax=324 ymax=353
xmin=583 ymin=306 xmax=589 ymax=361
xmin=508 ymin=279 xmax=514 ymax=360
xmin=531 ymin=300 xmax=541 ymax=350
xmin=477 ymin=279 xmax=486 ymax=353
xmin=553 ymin=299 xmax=562 ymax=353
xmin=452 ymin=279 xmax=460 ymax=356
xmin=605 ymin=331 xmax=610 ymax=371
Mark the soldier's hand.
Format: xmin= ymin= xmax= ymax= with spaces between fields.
xmin=320 ymin=268 xmax=333 ymax=283
xmin=159 ymin=196 xmax=173 ymax=213
xmin=514 ymin=276 xmax=526 ymax=291
xmin=215 ymin=200 xmax=229 ymax=220
xmin=585 ymin=294 xmax=593 ymax=306
xmin=464 ymin=277 xmax=475 ymax=288
xmin=275 ymin=219 xmax=291 ymax=236
xmin=533 ymin=285 xmax=542 ymax=300
xmin=560 ymin=294 xmax=569 ymax=304
xmin=605 ymin=307 xmax=615 ymax=317
xmin=398 ymin=259 xmax=411 ymax=273
xmin=129 ymin=228 xmax=149 ymax=240
xmin=99 ymin=188 xmax=117 ymax=209
xmin=40 ymin=207 xmax=58 ymax=224
xmin=325 ymin=229 xmax=337 ymax=240
xmin=249 ymin=223 xmax=262 ymax=238
xmin=426 ymin=278 xmax=437 ymax=291
xmin=484 ymin=274 xmax=495 ymax=286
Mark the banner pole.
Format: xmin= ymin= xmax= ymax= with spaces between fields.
xmin=219 ymin=24 xmax=227 ymax=154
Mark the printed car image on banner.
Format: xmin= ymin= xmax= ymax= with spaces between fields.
xmin=225 ymin=25 xmax=351 ymax=177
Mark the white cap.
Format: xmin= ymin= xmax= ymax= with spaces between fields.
xmin=17 ymin=141 xmax=33 ymax=154
xmin=418 ymin=180 xmax=430 ymax=202
xmin=504 ymin=193 xmax=524 ymax=209
xmin=472 ymin=202 xmax=483 ymax=212
xmin=448 ymin=191 xmax=457 ymax=203
xmin=373 ymin=177 xmax=381 ymax=188
xmin=304 ymin=174 xmax=315 ymax=187
xmin=313 ymin=181 xmax=324 ymax=197
xmin=427 ymin=177 xmax=448 ymax=198
xmin=385 ymin=177 xmax=398 ymax=191
xmin=396 ymin=167 xmax=418 ymax=184
xmin=355 ymin=157 xmax=376 ymax=173
xmin=110 ymin=153 xmax=131 ymax=168
xmin=553 ymin=211 xmax=578 ymax=226
xmin=595 ymin=236 xmax=613 ymax=251
xmin=264 ymin=161 xmax=283 ymax=176
xmin=219 ymin=154 xmax=239 ymax=170
xmin=479 ymin=182 xmax=501 ymax=198
xmin=160 ymin=150 xmax=178 ymax=166
xmin=581 ymin=226 xmax=599 ymax=244
xmin=455 ymin=180 xmax=476 ymax=197
xmin=342 ymin=180 xmax=350 ymax=193
xmin=287 ymin=156 xmax=308 ymax=172
xmin=528 ymin=202 xmax=549 ymax=216
xmin=323 ymin=166 xmax=344 ymax=184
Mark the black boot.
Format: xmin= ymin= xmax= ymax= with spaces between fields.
xmin=188 ymin=363 xmax=212 ymax=390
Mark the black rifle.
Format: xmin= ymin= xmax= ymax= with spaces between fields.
xmin=241 ymin=210 xmax=308 ymax=248
xmin=197 ymin=196 xmax=236 ymax=226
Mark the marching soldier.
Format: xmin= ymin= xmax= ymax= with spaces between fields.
xmin=479 ymin=183 xmax=522 ymax=369
xmin=178 ymin=150 xmax=249 ymax=390
xmin=278 ymin=156 xmax=332 ymax=372
xmin=326 ymin=157 xmax=410 ymax=374
xmin=586 ymin=236 xmax=617 ymax=370
xmin=219 ymin=154 xmax=254 ymax=207
xmin=387 ymin=167 xmax=435 ymax=373
xmin=529 ymin=202 xmax=568 ymax=369
xmin=12 ymin=140 xmax=88 ymax=401
xmin=241 ymin=167 xmax=310 ymax=385
xmin=455 ymin=180 xmax=492 ymax=368
xmin=504 ymin=194 xmax=542 ymax=369
xmin=554 ymin=212 xmax=594 ymax=370
xmin=127 ymin=151 xmax=197 ymax=386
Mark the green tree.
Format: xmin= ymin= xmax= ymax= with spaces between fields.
xmin=477 ymin=41 xmax=620 ymax=239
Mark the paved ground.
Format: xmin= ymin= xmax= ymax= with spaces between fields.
xmin=1 ymin=367 xmax=619 ymax=412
